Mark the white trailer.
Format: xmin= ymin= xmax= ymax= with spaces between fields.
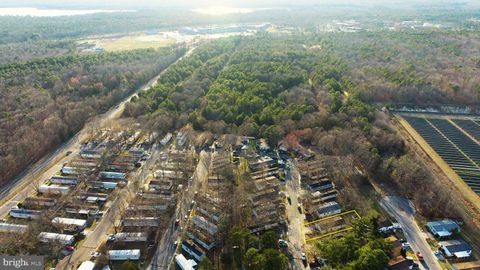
xmin=0 ymin=223 xmax=28 ymax=233
xmin=52 ymin=217 xmax=87 ymax=230
xmin=100 ymin=171 xmax=126 ymax=180
xmin=39 ymin=184 xmax=71 ymax=194
xmin=38 ymin=232 xmax=74 ymax=245
xmin=107 ymin=249 xmax=141 ymax=261
xmin=175 ymin=254 xmax=197 ymax=270
xmin=109 ymin=232 xmax=147 ymax=242
xmin=9 ymin=208 xmax=42 ymax=219
xmin=50 ymin=176 xmax=78 ymax=185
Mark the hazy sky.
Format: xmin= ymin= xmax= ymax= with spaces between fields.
xmin=1 ymin=0 xmax=478 ymax=9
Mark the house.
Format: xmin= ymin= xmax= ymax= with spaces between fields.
xmin=9 ymin=208 xmax=42 ymax=219
xmin=314 ymin=201 xmax=341 ymax=218
xmin=122 ymin=217 xmax=159 ymax=228
xmin=388 ymin=256 xmax=410 ymax=270
xmin=99 ymin=171 xmax=126 ymax=180
xmin=308 ymin=180 xmax=334 ymax=192
xmin=192 ymin=216 xmax=218 ymax=236
xmin=426 ymin=220 xmax=460 ymax=239
xmin=175 ymin=254 xmax=197 ymax=270
xmin=38 ymin=232 xmax=74 ymax=245
xmin=440 ymin=239 xmax=472 ymax=259
xmin=181 ymin=240 xmax=206 ymax=261
xmin=0 ymin=223 xmax=28 ymax=233
xmin=52 ymin=217 xmax=87 ymax=231
xmin=23 ymin=197 xmax=57 ymax=208
xmin=386 ymin=235 xmax=410 ymax=270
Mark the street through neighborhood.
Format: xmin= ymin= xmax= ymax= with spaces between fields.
xmin=380 ymin=196 xmax=442 ymax=270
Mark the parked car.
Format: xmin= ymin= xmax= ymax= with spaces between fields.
xmin=301 ymin=253 xmax=307 ymax=266
xmin=416 ymin=252 xmax=423 ymax=261
xmin=409 ymin=262 xmax=419 ymax=270
xmin=90 ymin=251 xmax=101 ymax=260
xmin=65 ymin=245 xmax=74 ymax=252
xmin=401 ymin=242 xmax=411 ymax=249
xmin=287 ymin=196 xmax=292 ymax=205
xmin=107 ymin=234 xmax=116 ymax=242
xmin=278 ymin=239 xmax=288 ymax=247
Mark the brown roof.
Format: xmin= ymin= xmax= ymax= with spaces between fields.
xmin=453 ymin=261 xmax=480 ymax=270
xmin=388 ymin=256 xmax=409 ymax=270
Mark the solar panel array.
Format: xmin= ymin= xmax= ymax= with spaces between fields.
xmin=404 ymin=116 xmax=480 ymax=194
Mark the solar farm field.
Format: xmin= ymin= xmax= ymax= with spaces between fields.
xmin=402 ymin=116 xmax=480 ymax=195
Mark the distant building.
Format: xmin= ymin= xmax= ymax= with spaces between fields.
xmin=426 ymin=220 xmax=460 ymax=239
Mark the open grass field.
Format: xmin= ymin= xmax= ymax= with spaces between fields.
xmin=79 ymin=33 xmax=179 ymax=52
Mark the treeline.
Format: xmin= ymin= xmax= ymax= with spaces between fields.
xmin=0 ymin=40 xmax=76 ymax=64
xmin=0 ymin=46 xmax=185 ymax=187
xmin=311 ymin=31 xmax=480 ymax=105
xmin=1 ymin=6 xmax=478 ymax=44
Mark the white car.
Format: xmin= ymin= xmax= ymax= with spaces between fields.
xmin=401 ymin=242 xmax=411 ymax=249
xmin=90 ymin=251 xmax=101 ymax=260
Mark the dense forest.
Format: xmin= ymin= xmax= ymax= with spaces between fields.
xmin=0 ymin=46 xmax=185 ymax=187
xmin=319 ymin=31 xmax=480 ymax=105
xmin=0 ymin=40 xmax=76 ymax=64
xmin=127 ymin=33 xmax=480 ymax=246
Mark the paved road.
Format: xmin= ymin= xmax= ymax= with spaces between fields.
xmin=380 ymin=196 xmax=442 ymax=270
xmin=0 ymin=47 xmax=194 ymax=218
xmin=285 ymin=160 xmax=307 ymax=270
xmin=147 ymin=150 xmax=210 ymax=270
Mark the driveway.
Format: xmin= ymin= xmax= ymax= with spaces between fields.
xmin=380 ymin=196 xmax=442 ymax=270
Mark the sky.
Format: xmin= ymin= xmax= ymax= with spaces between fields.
xmin=1 ymin=0 xmax=478 ymax=9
